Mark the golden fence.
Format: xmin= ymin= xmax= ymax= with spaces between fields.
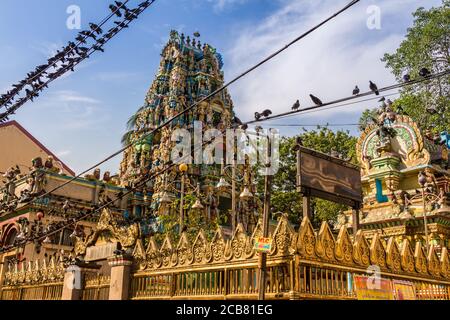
xmin=128 ymin=215 xmax=450 ymax=300
xmin=1 ymin=214 xmax=450 ymax=300
xmin=81 ymin=273 xmax=110 ymax=300
xmin=0 ymin=282 xmax=63 ymax=300
xmin=0 ymin=255 xmax=65 ymax=300
xmin=130 ymin=263 xmax=292 ymax=300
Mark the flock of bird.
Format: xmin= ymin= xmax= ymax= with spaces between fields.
xmin=231 ymin=67 xmax=434 ymax=129
xmin=0 ymin=1 xmax=153 ymax=123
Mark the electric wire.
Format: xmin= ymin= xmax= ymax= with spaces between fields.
xmin=7 ymin=0 xmax=361 ymax=205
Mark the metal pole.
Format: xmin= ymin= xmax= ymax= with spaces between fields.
xmin=231 ymin=158 xmax=236 ymax=231
xmin=258 ymin=133 xmax=272 ymax=300
xmin=352 ymin=206 xmax=360 ymax=236
xmin=179 ymin=173 xmax=185 ymax=235
xmin=421 ymin=187 xmax=429 ymax=254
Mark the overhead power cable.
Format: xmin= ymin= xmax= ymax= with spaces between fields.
xmin=0 ymin=0 xmax=156 ymax=122
xmin=0 ymin=123 xmax=231 ymax=255
xmin=243 ymin=70 xmax=449 ymax=126
xmin=11 ymin=0 xmax=361 ymax=205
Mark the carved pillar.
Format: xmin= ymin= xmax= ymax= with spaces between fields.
xmin=61 ymin=262 xmax=100 ymax=300
xmin=352 ymin=208 xmax=360 ymax=236
xmin=108 ymin=255 xmax=133 ymax=300
xmin=288 ymin=259 xmax=300 ymax=300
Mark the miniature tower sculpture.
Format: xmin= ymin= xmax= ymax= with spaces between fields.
xmin=119 ymin=30 xmax=235 ymax=218
xmin=337 ymin=101 xmax=450 ymax=253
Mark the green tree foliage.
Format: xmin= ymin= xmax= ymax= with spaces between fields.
xmin=154 ymin=194 xmax=219 ymax=244
xmin=257 ymin=127 xmax=358 ymax=228
xmin=364 ymin=1 xmax=449 ymax=133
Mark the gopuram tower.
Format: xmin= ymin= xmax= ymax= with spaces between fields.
xmin=119 ymin=31 xmax=255 ymax=231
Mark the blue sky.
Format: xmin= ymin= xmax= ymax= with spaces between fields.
xmin=0 ymin=0 xmax=443 ymax=174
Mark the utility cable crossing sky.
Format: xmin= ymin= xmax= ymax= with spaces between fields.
xmin=15 ymin=0 xmax=362 ymax=205
xmin=0 ymin=0 xmax=156 ymax=123
xmin=0 ymin=0 xmax=364 ymax=254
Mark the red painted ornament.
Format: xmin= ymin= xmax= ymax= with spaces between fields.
xmin=36 ymin=211 xmax=44 ymax=220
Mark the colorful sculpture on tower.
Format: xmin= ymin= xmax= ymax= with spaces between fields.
xmin=119 ymin=30 xmax=235 ymax=219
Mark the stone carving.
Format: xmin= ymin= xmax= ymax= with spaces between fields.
xmin=74 ymin=207 xmax=140 ymax=257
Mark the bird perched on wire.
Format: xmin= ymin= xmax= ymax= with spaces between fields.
xmin=92 ymin=44 xmax=105 ymax=53
xmin=115 ymin=1 xmax=129 ymax=11
xmin=419 ymin=67 xmax=431 ymax=78
xmin=260 ymin=109 xmax=272 ymax=118
xmin=309 ymin=94 xmax=323 ymax=106
xmin=352 ymin=85 xmax=360 ymax=95
xmin=292 ymin=99 xmax=300 ymax=110
xmin=89 ymin=23 xmax=103 ymax=35
xmin=79 ymin=30 xmax=97 ymax=40
xmin=403 ymin=74 xmax=411 ymax=82
xmin=109 ymin=4 xmax=123 ymax=17
xmin=369 ymin=81 xmax=379 ymax=95
xmin=114 ymin=21 xmax=129 ymax=28
xmin=233 ymin=116 xmax=243 ymax=126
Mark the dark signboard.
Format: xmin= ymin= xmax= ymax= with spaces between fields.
xmin=296 ymin=146 xmax=362 ymax=207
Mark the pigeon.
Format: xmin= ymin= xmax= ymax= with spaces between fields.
xmin=403 ymin=74 xmax=411 ymax=82
xmin=92 ymin=45 xmax=105 ymax=52
xmin=261 ymin=109 xmax=272 ymax=117
xmin=79 ymin=30 xmax=97 ymax=40
xmin=89 ymin=23 xmax=103 ymax=35
xmin=233 ymin=116 xmax=243 ymax=125
xmin=109 ymin=4 xmax=123 ymax=17
xmin=419 ymin=67 xmax=431 ymax=78
xmin=369 ymin=81 xmax=379 ymax=95
xmin=352 ymin=86 xmax=360 ymax=95
xmin=115 ymin=1 xmax=129 ymax=11
xmin=138 ymin=1 xmax=151 ymax=9
xmin=254 ymin=112 xmax=261 ymax=120
xmin=114 ymin=21 xmax=129 ymax=28
xmin=309 ymin=94 xmax=323 ymax=106
xmin=292 ymin=99 xmax=300 ymax=110
xmin=193 ymin=31 xmax=201 ymax=38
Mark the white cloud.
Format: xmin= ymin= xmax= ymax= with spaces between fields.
xmin=92 ymin=71 xmax=140 ymax=82
xmin=224 ymin=0 xmax=440 ymax=134
xmin=55 ymin=150 xmax=71 ymax=157
xmin=207 ymin=0 xmax=248 ymax=12
xmin=53 ymin=90 xmax=100 ymax=104
xmin=30 ymin=41 xmax=64 ymax=58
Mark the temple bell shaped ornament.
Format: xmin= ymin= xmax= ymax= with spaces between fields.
xmin=239 ymin=187 xmax=253 ymax=200
xmin=216 ymin=177 xmax=230 ymax=191
xmin=192 ymin=199 xmax=204 ymax=210
xmin=179 ymin=163 xmax=188 ymax=172
xmin=159 ymin=192 xmax=173 ymax=205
